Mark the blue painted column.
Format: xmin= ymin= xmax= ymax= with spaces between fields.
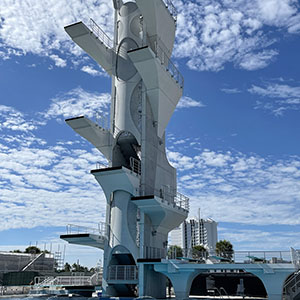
xmin=247 ymin=269 xmax=292 ymax=300
xmin=155 ymin=267 xmax=199 ymax=299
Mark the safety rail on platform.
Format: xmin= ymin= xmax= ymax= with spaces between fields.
xmin=152 ymin=38 xmax=184 ymax=89
xmin=157 ymin=185 xmax=189 ymax=212
xmin=130 ymin=157 xmax=141 ymax=175
xmin=66 ymin=222 xmax=108 ymax=237
xmin=144 ymin=246 xmax=166 ymax=259
xmin=161 ymin=0 xmax=178 ymax=21
xmin=34 ymin=274 xmax=98 ymax=286
xmin=89 ymin=18 xmax=113 ymax=49
xmin=174 ymin=191 xmax=190 ymax=211
xmin=167 ymin=248 xmax=299 ymax=264
xmin=108 ymin=265 xmax=138 ymax=281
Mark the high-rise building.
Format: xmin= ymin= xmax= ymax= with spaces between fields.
xmin=170 ymin=217 xmax=218 ymax=252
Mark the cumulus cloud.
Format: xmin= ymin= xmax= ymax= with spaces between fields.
xmin=0 ymin=133 xmax=107 ymax=231
xmin=0 ymin=105 xmax=38 ymax=132
xmin=0 ymin=0 xmax=113 ymax=64
xmin=237 ymin=49 xmax=279 ymax=70
xmin=173 ymin=0 xmax=300 ymax=71
xmin=81 ymin=65 xmax=107 ymax=77
xmin=49 ymin=54 xmax=67 ymax=67
xmin=248 ymin=81 xmax=300 ymax=115
xmin=177 ymin=96 xmax=205 ymax=109
xmin=1 ymin=0 xmax=300 ymax=73
xmin=43 ymin=87 xmax=111 ymax=120
xmin=167 ymin=138 xmax=300 ymax=226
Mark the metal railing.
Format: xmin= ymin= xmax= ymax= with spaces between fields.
xmin=130 ymin=157 xmax=141 ymax=175
xmin=161 ymin=0 xmax=178 ymax=21
xmin=174 ymin=191 xmax=189 ymax=210
xmin=35 ymin=274 xmax=95 ymax=286
xmin=108 ymin=265 xmax=138 ymax=281
xmin=157 ymin=185 xmax=189 ymax=212
xmin=167 ymin=248 xmax=297 ymax=264
xmin=144 ymin=246 xmax=166 ymax=259
xmin=89 ymin=18 xmax=113 ymax=49
xmin=291 ymin=247 xmax=300 ymax=268
xmin=149 ymin=37 xmax=184 ymax=89
xmin=283 ymin=269 xmax=300 ymax=299
xmin=66 ymin=222 xmax=108 ymax=237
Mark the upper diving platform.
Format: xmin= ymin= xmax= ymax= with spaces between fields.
xmin=64 ymin=19 xmax=114 ymax=75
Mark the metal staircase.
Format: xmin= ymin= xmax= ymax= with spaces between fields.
xmin=20 ymin=253 xmax=44 ymax=271
xmin=284 ymin=270 xmax=300 ymax=300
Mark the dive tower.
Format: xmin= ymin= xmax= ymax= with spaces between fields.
xmin=61 ymin=0 xmax=189 ymax=297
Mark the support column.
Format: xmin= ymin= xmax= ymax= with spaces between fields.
xmin=166 ymin=270 xmax=198 ymax=300
xmin=248 ymin=269 xmax=292 ymax=300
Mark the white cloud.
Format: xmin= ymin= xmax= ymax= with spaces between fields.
xmin=221 ymin=88 xmax=241 ymax=94
xmin=173 ymin=0 xmax=300 ymax=71
xmin=44 ymin=87 xmax=111 ymax=120
xmin=219 ymin=227 xmax=300 ymax=250
xmin=237 ymin=49 xmax=279 ymax=70
xmin=81 ymin=65 xmax=107 ymax=77
xmin=1 ymin=0 xmax=300 ymax=72
xmin=49 ymin=54 xmax=67 ymax=67
xmin=0 ymin=0 xmax=113 ymax=64
xmin=167 ymin=144 xmax=300 ymax=226
xmin=177 ymin=96 xmax=205 ymax=109
xmin=0 ymin=135 xmax=107 ymax=231
xmin=0 ymin=105 xmax=38 ymax=132
xmin=248 ymin=81 xmax=300 ymax=114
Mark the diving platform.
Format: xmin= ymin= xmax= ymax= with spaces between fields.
xmin=64 ymin=20 xmax=114 ymax=75
xmin=132 ymin=194 xmax=188 ymax=233
xmin=60 ymin=224 xmax=107 ymax=250
xmin=91 ymin=166 xmax=140 ymax=199
xmin=66 ymin=116 xmax=113 ymax=161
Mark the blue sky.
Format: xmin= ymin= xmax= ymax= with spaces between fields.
xmin=1 ymin=0 xmax=300 ymax=267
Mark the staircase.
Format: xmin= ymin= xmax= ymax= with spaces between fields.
xmin=20 ymin=253 xmax=44 ymax=271
xmin=284 ymin=270 xmax=300 ymax=300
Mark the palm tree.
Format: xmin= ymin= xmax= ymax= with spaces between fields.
xmin=168 ymin=245 xmax=183 ymax=258
xmin=215 ymin=240 xmax=234 ymax=260
xmin=192 ymin=245 xmax=208 ymax=259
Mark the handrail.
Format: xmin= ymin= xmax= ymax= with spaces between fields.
xmin=144 ymin=246 xmax=166 ymax=259
xmin=161 ymin=0 xmax=178 ymax=21
xmin=158 ymin=185 xmax=189 ymax=212
xmin=167 ymin=248 xmax=296 ymax=264
xmin=66 ymin=222 xmax=108 ymax=237
xmin=108 ymin=265 xmax=138 ymax=281
xmin=130 ymin=157 xmax=141 ymax=175
xmin=149 ymin=37 xmax=184 ymax=89
xmin=89 ymin=18 xmax=113 ymax=49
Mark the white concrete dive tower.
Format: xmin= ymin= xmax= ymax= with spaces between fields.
xmin=62 ymin=0 xmax=189 ymax=297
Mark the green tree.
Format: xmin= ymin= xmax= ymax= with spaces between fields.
xmin=64 ymin=262 xmax=72 ymax=272
xmin=192 ymin=245 xmax=208 ymax=259
xmin=11 ymin=249 xmax=22 ymax=253
xmin=25 ymin=246 xmax=41 ymax=254
xmin=72 ymin=263 xmax=89 ymax=273
xmin=215 ymin=240 xmax=234 ymax=260
xmin=168 ymin=245 xmax=183 ymax=258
